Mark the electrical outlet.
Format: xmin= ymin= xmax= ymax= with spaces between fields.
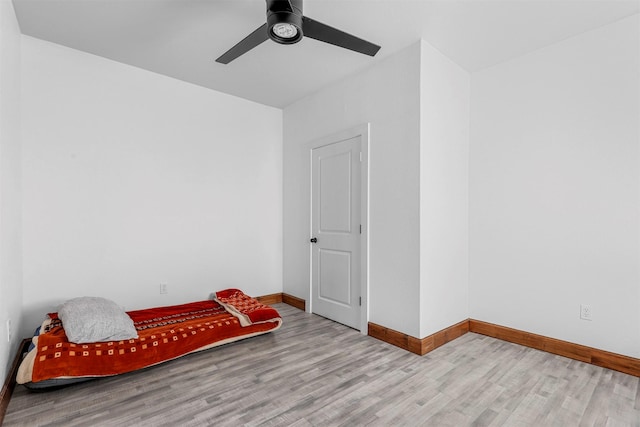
xmin=6 ymin=319 xmax=11 ymax=343
xmin=160 ymin=283 xmax=168 ymax=294
xmin=580 ymin=304 xmax=592 ymax=321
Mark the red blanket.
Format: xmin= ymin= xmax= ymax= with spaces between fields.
xmin=21 ymin=291 xmax=281 ymax=384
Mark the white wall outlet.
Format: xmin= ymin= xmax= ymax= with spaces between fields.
xmin=160 ymin=283 xmax=168 ymax=294
xmin=6 ymin=319 xmax=11 ymax=343
xmin=580 ymin=304 xmax=592 ymax=321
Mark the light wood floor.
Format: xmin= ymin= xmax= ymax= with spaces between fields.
xmin=4 ymin=303 xmax=640 ymax=426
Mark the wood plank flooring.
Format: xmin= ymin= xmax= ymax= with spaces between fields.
xmin=4 ymin=304 xmax=640 ymax=426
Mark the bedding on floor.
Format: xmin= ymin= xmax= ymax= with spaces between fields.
xmin=16 ymin=289 xmax=282 ymax=389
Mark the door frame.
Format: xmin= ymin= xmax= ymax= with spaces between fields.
xmin=308 ymin=124 xmax=369 ymax=334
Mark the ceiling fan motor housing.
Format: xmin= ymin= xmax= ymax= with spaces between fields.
xmin=267 ymin=0 xmax=304 ymax=44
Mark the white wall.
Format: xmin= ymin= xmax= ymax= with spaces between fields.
xmin=0 ymin=0 xmax=23 ymax=385
xmin=469 ymin=15 xmax=640 ymax=358
xmin=283 ymin=42 xmax=422 ymax=337
xmin=419 ymin=41 xmax=470 ymax=337
xmin=20 ymin=37 xmax=283 ymax=338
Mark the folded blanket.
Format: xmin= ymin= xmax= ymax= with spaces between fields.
xmin=214 ymin=288 xmax=279 ymax=326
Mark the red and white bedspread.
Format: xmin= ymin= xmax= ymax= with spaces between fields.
xmin=17 ymin=289 xmax=281 ymax=387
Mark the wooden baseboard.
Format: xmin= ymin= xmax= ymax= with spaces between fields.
xmin=469 ymin=320 xmax=640 ymax=377
xmin=282 ymin=293 xmax=305 ymax=311
xmin=254 ymin=293 xmax=283 ymax=305
xmin=368 ymin=318 xmax=640 ymax=377
xmin=420 ymin=319 xmax=470 ymax=355
xmin=255 ymin=292 xmax=305 ymax=311
xmin=0 ymin=338 xmax=30 ymax=425
xmin=368 ymin=319 xmax=470 ymax=356
xmin=368 ymin=323 xmax=420 ymax=354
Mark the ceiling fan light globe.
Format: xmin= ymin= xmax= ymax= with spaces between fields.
xmin=272 ymin=23 xmax=298 ymax=39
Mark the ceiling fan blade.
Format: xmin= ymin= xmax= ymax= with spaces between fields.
xmin=302 ymin=16 xmax=380 ymax=57
xmin=216 ymin=23 xmax=269 ymax=64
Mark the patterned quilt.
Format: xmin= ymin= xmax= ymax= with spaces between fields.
xmin=17 ymin=289 xmax=281 ymax=386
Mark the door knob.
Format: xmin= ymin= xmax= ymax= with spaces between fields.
xmin=310 ymin=237 xmax=318 ymax=243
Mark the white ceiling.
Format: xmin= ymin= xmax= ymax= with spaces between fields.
xmin=12 ymin=0 xmax=640 ymax=108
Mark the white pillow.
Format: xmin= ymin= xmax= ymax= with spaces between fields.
xmin=58 ymin=297 xmax=138 ymax=344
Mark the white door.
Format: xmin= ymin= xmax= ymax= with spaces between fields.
xmin=311 ymin=136 xmax=361 ymax=330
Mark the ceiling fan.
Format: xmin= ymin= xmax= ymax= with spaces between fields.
xmin=216 ymin=0 xmax=381 ymax=64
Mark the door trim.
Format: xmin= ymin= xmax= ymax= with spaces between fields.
xmin=308 ymin=124 xmax=369 ymax=334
